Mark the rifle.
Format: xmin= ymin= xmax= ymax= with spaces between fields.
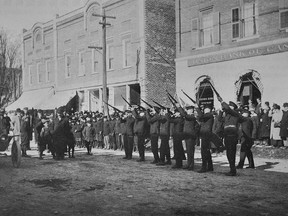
xmin=181 ymin=89 xmax=197 ymax=104
xmin=152 ymin=100 xmax=173 ymax=115
xmin=207 ymin=81 xmax=221 ymax=98
xmin=166 ymin=90 xmax=178 ymax=104
xmin=167 ymin=93 xmax=178 ymax=110
xmin=121 ymin=95 xmax=132 ymax=108
xmin=103 ymin=101 xmax=124 ymax=114
xmin=141 ymin=98 xmax=154 ymax=109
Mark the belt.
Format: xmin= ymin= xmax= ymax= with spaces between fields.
xmin=224 ymin=125 xmax=236 ymax=128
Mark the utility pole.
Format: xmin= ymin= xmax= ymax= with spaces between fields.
xmin=90 ymin=9 xmax=116 ymax=116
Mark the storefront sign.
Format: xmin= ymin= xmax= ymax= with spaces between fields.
xmin=188 ymin=42 xmax=288 ymax=67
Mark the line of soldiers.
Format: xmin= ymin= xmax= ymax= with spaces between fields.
xmin=3 ymin=84 xmax=263 ymax=177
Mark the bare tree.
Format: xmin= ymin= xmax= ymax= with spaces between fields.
xmin=0 ymin=28 xmax=22 ymax=108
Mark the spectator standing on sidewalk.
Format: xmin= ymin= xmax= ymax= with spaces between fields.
xmin=280 ymin=103 xmax=288 ymax=147
xmin=269 ymin=104 xmax=283 ymax=148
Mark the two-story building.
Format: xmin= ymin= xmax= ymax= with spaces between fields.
xmin=7 ymin=0 xmax=176 ymax=112
xmin=175 ymin=0 xmax=288 ymax=108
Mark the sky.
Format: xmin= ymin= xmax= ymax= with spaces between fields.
xmin=0 ymin=0 xmax=90 ymax=35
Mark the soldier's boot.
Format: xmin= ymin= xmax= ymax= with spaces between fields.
xmin=236 ymin=152 xmax=246 ymax=169
xmin=246 ymin=151 xmax=255 ymax=169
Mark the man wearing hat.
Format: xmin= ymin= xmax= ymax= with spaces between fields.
xmin=177 ymin=104 xmax=199 ymax=170
xmin=82 ymin=119 xmax=95 ymax=155
xmin=196 ymin=104 xmax=225 ymax=173
xmin=217 ymin=97 xmax=241 ymax=176
xmin=132 ymin=107 xmax=148 ymax=162
xmin=23 ymin=107 xmax=33 ymax=150
xmin=122 ymin=110 xmax=135 ymax=160
xmin=37 ymin=116 xmax=52 ymax=159
xmin=145 ymin=106 xmax=161 ymax=164
xmin=236 ymin=109 xmax=255 ymax=169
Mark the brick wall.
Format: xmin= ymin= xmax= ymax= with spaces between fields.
xmin=176 ymin=0 xmax=288 ymax=59
xmin=145 ymin=0 xmax=176 ymax=107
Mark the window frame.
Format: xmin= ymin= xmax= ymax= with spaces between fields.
xmin=280 ymin=9 xmax=288 ymax=30
xmin=231 ymin=7 xmax=241 ymax=39
xmin=199 ymin=8 xmax=214 ymax=47
xmin=91 ymin=48 xmax=99 ymax=74
xmin=65 ymin=54 xmax=72 ymax=78
xmin=122 ymin=35 xmax=132 ymax=68
xmin=37 ymin=62 xmax=43 ymax=83
xmin=45 ymin=60 xmax=51 ymax=82
xmin=106 ymin=41 xmax=114 ymax=71
xmin=78 ymin=50 xmax=86 ymax=76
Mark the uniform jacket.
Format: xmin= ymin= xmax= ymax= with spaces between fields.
xmin=221 ymin=102 xmax=241 ymax=134
xmin=146 ymin=111 xmax=160 ymax=135
xmin=124 ymin=116 xmax=135 ymax=136
xmin=132 ymin=110 xmax=148 ymax=136
xmin=239 ymin=117 xmax=253 ymax=138
xmin=159 ymin=113 xmax=170 ymax=136
xmin=196 ymin=108 xmax=214 ymax=136
xmin=178 ymin=107 xmax=199 ymax=139
xmin=114 ymin=119 xmax=122 ymax=134
xmin=169 ymin=116 xmax=184 ymax=137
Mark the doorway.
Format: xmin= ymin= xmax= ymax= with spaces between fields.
xmin=196 ymin=78 xmax=214 ymax=108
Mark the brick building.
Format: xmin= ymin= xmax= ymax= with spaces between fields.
xmin=175 ymin=0 xmax=288 ymax=108
xmin=8 ymin=0 xmax=175 ymax=112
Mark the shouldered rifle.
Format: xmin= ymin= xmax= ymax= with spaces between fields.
xmin=121 ymin=95 xmax=132 ymax=108
xmin=103 ymin=101 xmax=124 ymax=114
xmin=141 ymin=98 xmax=154 ymax=109
xmin=181 ymin=89 xmax=197 ymax=104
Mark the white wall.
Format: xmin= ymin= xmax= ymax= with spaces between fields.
xmin=176 ymin=51 xmax=288 ymax=108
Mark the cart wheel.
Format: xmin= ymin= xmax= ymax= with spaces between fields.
xmin=11 ymin=140 xmax=21 ymax=168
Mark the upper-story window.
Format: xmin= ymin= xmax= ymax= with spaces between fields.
xmin=279 ymin=0 xmax=288 ymax=29
xmin=78 ymin=51 xmax=86 ymax=76
xmin=29 ymin=65 xmax=33 ymax=85
xmin=65 ymin=54 xmax=71 ymax=78
xmin=122 ymin=35 xmax=132 ymax=68
xmin=91 ymin=49 xmax=99 ymax=74
xmin=107 ymin=41 xmax=114 ymax=70
xmin=46 ymin=60 xmax=51 ymax=82
xmin=35 ymin=31 xmax=42 ymax=44
xmin=37 ymin=63 xmax=43 ymax=83
xmin=232 ymin=1 xmax=258 ymax=40
xmin=191 ymin=8 xmax=220 ymax=49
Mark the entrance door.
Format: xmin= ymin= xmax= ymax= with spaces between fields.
xmin=130 ymin=84 xmax=141 ymax=105
xmin=237 ymin=72 xmax=261 ymax=106
xmin=196 ymin=81 xmax=214 ymax=108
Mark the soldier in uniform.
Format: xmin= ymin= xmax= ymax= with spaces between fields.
xmin=169 ymin=109 xmax=185 ymax=168
xmin=132 ymin=107 xmax=148 ymax=162
xmin=236 ymin=109 xmax=255 ymax=169
xmin=156 ymin=107 xmax=171 ymax=166
xmin=122 ymin=110 xmax=135 ymax=160
xmin=177 ymin=105 xmax=199 ymax=170
xmin=145 ymin=107 xmax=160 ymax=164
xmin=217 ymin=96 xmax=240 ymax=176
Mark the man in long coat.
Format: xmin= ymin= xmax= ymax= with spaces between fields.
xmin=280 ymin=103 xmax=288 ymax=146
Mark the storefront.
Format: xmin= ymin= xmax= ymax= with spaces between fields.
xmin=176 ymin=39 xmax=288 ymax=108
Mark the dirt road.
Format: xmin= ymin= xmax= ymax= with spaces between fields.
xmin=0 ymin=147 xmax=288 ymax=216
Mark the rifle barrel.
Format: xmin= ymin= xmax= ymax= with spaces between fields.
xmin=181 ymin=89 xmax=196 ymax=104
xmin=140 ymin=98 xmax=154 ymax=108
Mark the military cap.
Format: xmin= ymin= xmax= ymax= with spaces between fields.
xmin=229 ymin=101 xmax=238 ymax=110
xmin=283 ymin=102 xmax=288 ymax=108
xmin=185 ymin=105 xmax=194 ymax=110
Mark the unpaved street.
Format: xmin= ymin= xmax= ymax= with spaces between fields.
xmin=0 ymin=147 xmax=288 ymax=216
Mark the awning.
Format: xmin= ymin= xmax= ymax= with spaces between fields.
xmin=6 ymin=87 xmax=54 ymax=111
xmin=38 ymin=90 xmax=77 ymax=110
